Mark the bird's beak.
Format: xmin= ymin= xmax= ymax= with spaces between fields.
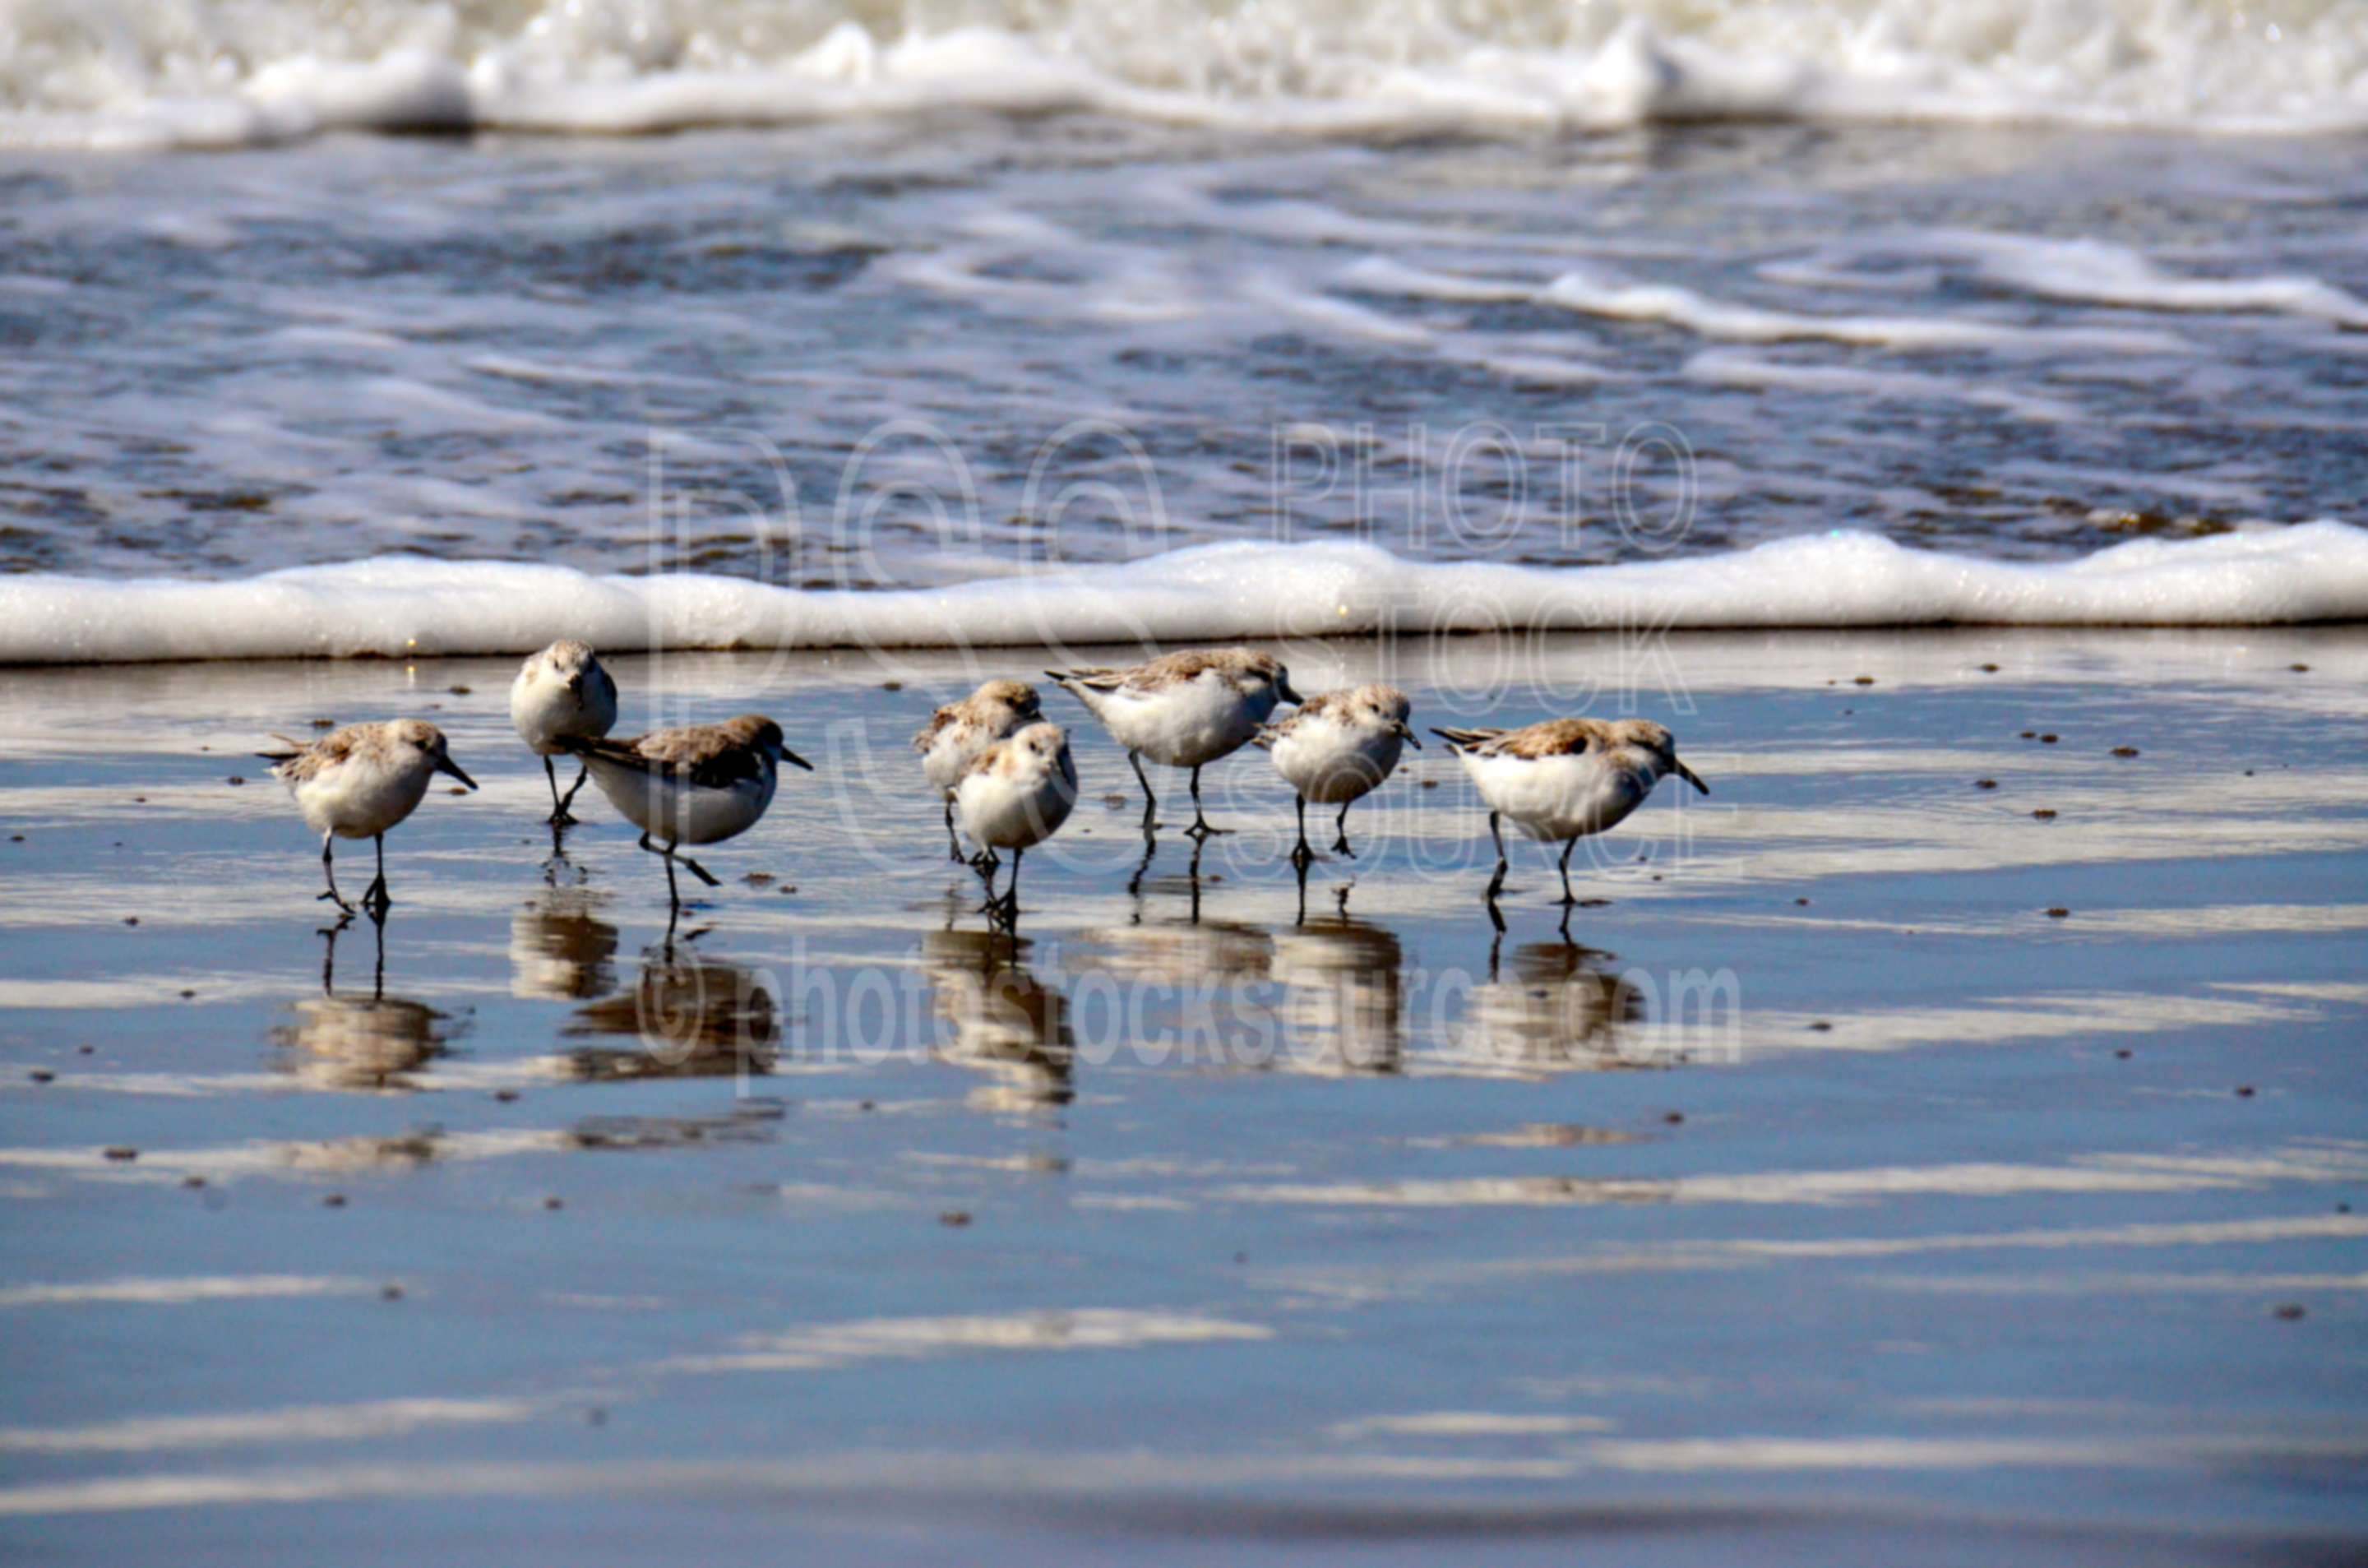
xmin=437 ymin=755 xmax=479 ymax=790
xmin=1393 ymin=721 xmax=1422 ymax=749
xmin=1278 ymin=678 xmax=1305 ymax=705
xmin=779 ymin=745 xmax=816 ymax=773
xmin=1672 ymin=757 xmax=1708 ymax=795
xmin=566 ymin=674 xmax=583 ymax=696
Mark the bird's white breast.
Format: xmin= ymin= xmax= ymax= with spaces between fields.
xmin=1459 ymin=750 xmax=1649 ymax=841
xmin=585 ymin=757 xmax=775 ymax=846
xmin=511 ymin=666 xmax=617 ymax=754
xmin=956 ymin=752 xmax=1078 ymax=852
xmin=291 ymin=754 xmax=435 ymax=840
xmin=1270 ymin=717 xmax=1404 ymax=804
xmin=1090 ymin=674 xmax=1275 ymax=768
xmin=923 ymin=719 xmax=1008 ymax=796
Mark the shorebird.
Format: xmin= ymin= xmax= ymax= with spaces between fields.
xmin=562 ymin=715 xmax=812 ymax=907
xmin=261 ymin=719 xmax=478 ymax=917
xmin=1256 ymin=682 xmax=1418 ymax=864
xmin=1048 ymin=648 xmax=1301 ymax=837
xmin=954 ymin=721 xmax=1078 ymax=928
xmin=913 ymin=678 xmax=1042 ymax=863
xmin=509 ymin=640 xmax=619 ymax=825
xmin=1431 ymin=719 xmax=1708 ymax=908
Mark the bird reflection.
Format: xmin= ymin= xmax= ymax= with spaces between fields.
xmin=921 ymin=929 xmax=1074 ymax=1112
xmin=271 ymin=918 xmax=456 ymax=1092
xmin=510 ymin=886 xmax=620 ymax=1001
xmin=1082 ymin=915 xmax=1273 ymax=988
xmin=1126 ymin=833 xmax=1206 ymax=921
xmin=1270 ymin=914 xmax=1404 ymax=1075
xmin=1456 ymin=939 xmax=1645 ymax=1074
xmin=562 ymin=946 xmax=779 ymax=1080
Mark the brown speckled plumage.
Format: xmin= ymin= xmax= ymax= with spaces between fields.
xmin=262 ymin=719 xmax=450 ymax=784
xmin=563 ymin=715 xmax=788 ymax=790
xmin=1051 ymin=648 xmax=1288 ymax=696
xmin=912 ymin=679 xmax=1040 ymax=752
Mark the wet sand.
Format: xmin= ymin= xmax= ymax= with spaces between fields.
xmin=1 ymin=629 xmax=2364 ymax=1564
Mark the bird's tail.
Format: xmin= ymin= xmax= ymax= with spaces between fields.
xmin=255 ymin=733 xmax=306 ymax=764
xmin=1428 ymin=726 xmax=1501 ymax=753
xmin=1045 ymin=668 xmax=1121 ymax=715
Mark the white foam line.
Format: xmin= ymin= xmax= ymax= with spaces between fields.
xmin=7 ymin=524 xmax=2365 ymax=665
xmin=1344 ymin=254 xmax=2185 ymax=357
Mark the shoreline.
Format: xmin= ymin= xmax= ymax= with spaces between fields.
xmin=7 ymin=527 xmax=2368 ymax=666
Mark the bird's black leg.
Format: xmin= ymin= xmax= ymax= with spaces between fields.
xmin=1556 ymin=839 xmax=1579 ymax=907
xmin=976 ymin=853 xmax=1004 ymax=918
xmin=993 ymin=847 xmax=1025 ymax=928
xmin=676 ymin=844 xmax=721 ymax=888
xmin=637 ymin=830 xmax=691 ymax=909
xmin=1184 ymin=766 xmax=1217 ymax=840
xmin=1131 ymin=752 xmax=1158 ymax=835
xmin=945 ymin=798 xmax=964 ymax=863
xmin=554 ymin=761 xmax=589 ymax=822
xmin=361 ymin=835 xmax=391 ymax=919
xmin=317 ymin=832 xmax=354 ymax=915
xmin=1289 ymin=796 xmax=1315 ymax=868
xmin=1331 ymin=802 xmax=1356 ymax=858
xmin=1484 ymin=810 xmax=1509 ymax=906
xmin=543 ymin=756 xmax=576 ymax=826
xmin=1293 ymin=848 xmax=1311 ymax=927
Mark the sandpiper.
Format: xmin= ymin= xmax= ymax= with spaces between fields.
xmin=510 ymin=640 xmax=619 ymax=825
xmin=562 ymin=715 xmax=812 ymax=906
xmin=1256 ymin=682 xmax=1418 ymax=864
xmin=261 ymin=719 xmax=478 ymax=917
xmin=913 ymin=678 xmax=1042 ymax=862
xmin=955 ymin=721 xmax=1078 ymax=927
xmin=1049 ymin=648 xmax=1301 ymax=837
xmin=1432 ymin=719 xmax=1708 ymax=907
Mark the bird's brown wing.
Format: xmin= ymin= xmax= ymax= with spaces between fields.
xmin=565 ymin=728 xmax=765 ymax=790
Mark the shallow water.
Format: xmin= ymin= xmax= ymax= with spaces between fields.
xmin=2 ymin=635 xmax=2362 ymax=1561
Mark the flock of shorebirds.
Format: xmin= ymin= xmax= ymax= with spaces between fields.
xmin=264 ymin=639 xmax=1708 ymax=929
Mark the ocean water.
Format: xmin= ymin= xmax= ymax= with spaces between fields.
xmin=2 ymin=0 xmax=2367 ymax=656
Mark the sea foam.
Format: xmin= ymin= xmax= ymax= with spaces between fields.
xmin=3 ymin=1 xmax=2366 ymax=151
xmin=4 ymin=525 xmax=2363 ymax=666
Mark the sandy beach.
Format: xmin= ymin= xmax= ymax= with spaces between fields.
xmin=2 ymin=628 xmax=2361 ymax=1562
